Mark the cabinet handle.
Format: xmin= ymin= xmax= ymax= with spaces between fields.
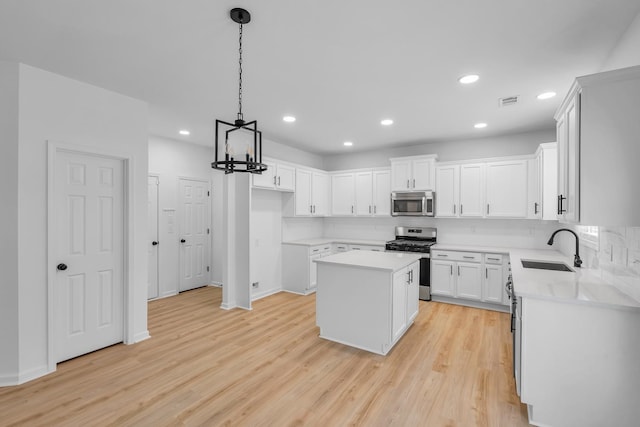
xmin=534 ymin=202 xmax=539 ymax=214
xmin=374 ymin=206 xmax=377 ymax=214
xmin=453 ymin=204 xmax=456 ymax=214
xmin=558 ymin=195 xmax=566 ymax=214
xmin=487 ymin=257 xmax=499 ymax=261
xmin=407 ymin=179 xmax=410 ymax=189
xmin=463 ymin=256 xmax=474 ymax=259
xmin=278 ymin=176 xmax=281 ymax=186
xmin=460 ymin=204 xmax=463 ymax=215
xmin=437 ymin=254 xmax=448 ymax=257
xmin=369 ymin=205 xmax=371 ymax=214
xmin=407 ymin=271 xmax=411 ymax=284
xmin=351 ymin=206 xmax=354 ymax=214
xmin=486 ymin=268 xmax=488 ymax=279
xmin=310 ymin=205 xmax=313 ymax=214
xmin=450 ymin=265 xmax=453 ymax=275
xmin=273 ymin=176 xmax=277 ymax=185
xmin=458 ymin=266 xmax=460 ymax=276
xmin=413 ymin=179 xmax=415 ymax=188
xmin=313 ymin=205 xmax=316 ymax=214
xmin=487 ymin=204 xmax=490 ymax=215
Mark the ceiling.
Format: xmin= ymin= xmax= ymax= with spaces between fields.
xmin=1 ymin=1 xmax=639 ymax=155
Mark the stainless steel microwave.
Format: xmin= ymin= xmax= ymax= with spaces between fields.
xmin=391 ymin=191 xmax=435 ymax=216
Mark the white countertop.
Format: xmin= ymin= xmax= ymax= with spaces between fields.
xmin=510 ymin=248 xmax=640 ymax=310
xmin=283 ymin=237 xmax=387 ymax=247
xmin=315 ymin=250 xmax=422 ymax=272
xmin=431 ymin=243 xmax=511 ymax=254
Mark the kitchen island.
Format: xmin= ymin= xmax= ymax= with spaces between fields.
xmin=315 ymin=250 xmax=422 ymax=355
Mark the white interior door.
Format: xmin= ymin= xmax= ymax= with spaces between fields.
xmin=147 ymin=176 xmax=159 ymax=299
xmin=54 ymin=151 xmax=124 ymax=363
xmin=179 ymin=178 xmax=210 ymax=291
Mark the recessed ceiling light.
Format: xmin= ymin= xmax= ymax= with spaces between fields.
xmin=179 ymin=129 xmax=190 ymax=136
xmin=458 ymin=74 xmax=479 ymax=84
xmin=283 ymin=115 xmax=296 ymax=123
xmin=474 ymin=123 xmax=488 ymax=129
xmin=537 ymin=91 xmax=557 ymax=100
xmin=380 ymin=119 xmax=394 ymax=126
xmin=343 ymin=141 xmax=353 ymax=147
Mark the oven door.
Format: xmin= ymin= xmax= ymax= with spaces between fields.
xmin=419 ymin=256 xmax=431 ymax=301
xmin=391 ymin=192 xmax=433 ymax=216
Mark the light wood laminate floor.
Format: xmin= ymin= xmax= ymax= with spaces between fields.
xmin=0 ymin=286 xmax=529 ymax=426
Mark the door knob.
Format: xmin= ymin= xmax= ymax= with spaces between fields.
xmin=152 ymin=241 xmax=159 ymax=246
xmin=180 ymin=239 xmax=186 ymax=243
xmin=57 ymin=263 xmax=68 ymax=271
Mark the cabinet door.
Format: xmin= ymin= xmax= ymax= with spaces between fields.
xmin=331 ymin=173 xmax=355 ymax=216
xmin=406 ymin=262 xmax=420 ymax=322
xmin=295 ymin=169 xmax=312 ymax=216
xmin=483 ymin=263 xmax=504 ymax=303
xmin=391 ymin=160 xmax=412 ymax=191
xmin=564 ymin=95 xmax=580 ymax=222
xmin=431 ymin=260 xmax=455 ymax=296
xmin=485 ymin=160 xmax=528 ymax=218
xmin=276 ymin=164 xmax=295 ymax=191
xmin=392 ymin=268 xmax=408 ymax=342
xmin=456 ymin=262 xmax=482 ymax=300
xmin=309 ymin=252 xmax=321 ymax=290
xmin=435 ymin=165 xmax=459 ymax=217
xmin=556 ymin=115 xmax=567 ymax=220
xmin=459 ymin=163 xmax=484 ymax=217
xmin=528 ymin=156 xmax=541 ymax=219
xmin=372 ymin=170 xmax=391 ymax=216
xmin=355 ymin=171 xmax=373 ymax=216
xmin=312 ymin=172 xmax=329 ymax=216
xmin=252 ymin=160 xmax=276 ymax=189
xmin=412 ymin=158 xmax=434 ymax=190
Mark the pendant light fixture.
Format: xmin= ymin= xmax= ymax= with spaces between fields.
xmin=211 ymin=7 xmax=267 ymax=174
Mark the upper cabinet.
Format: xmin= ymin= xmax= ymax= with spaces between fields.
xmin=485 ymin=160 xmax=528 ymax=218
xmin=390 ymin=155 xmax=437 ymax=191
xmin=295 ymin=169 xmax=328 ymax=216
xmin=252 ymin=158 xmax=295 ymax=192
xmin=331 ymin=169 xmax=391 ymax=216
xmin=435 ymin=164 xmax=484 ymax=218
xmin=555 ymin=65 xmax=640 ymax=225
xmin=528 ymin=143 xmax=557 ymax=220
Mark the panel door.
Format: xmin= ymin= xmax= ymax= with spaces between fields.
xmin=456 ymin=262 xmax=482 ymax=300
xmin=392 ymin=268 xmax=408 ymax=342
xmin=179 ymin=179 xmax=210 ymax=291
xmin=435 ymin=165 xmax=459 ymax=217
xmin=295 ymin=169 xmax=312 ymax=216
xmin=54 ymin=151 xmax=124 ymax=363
xmin=459 ymin=163 xmax=484 ymax=217
xmin=372 ymin=170 xmax=391 ymax=216
xmin=391 ymin=160 xmax=412 ymax=191
xmin=276 ymin=164 xmax=295 ymax=191
xmin=484 ymin=263 xmax=504 ymax=304
xmin=251 ymin=160 xmax=276 ymax=189
xmin=406 ymin=262 xmax=420 ymax=322
xmin=431 ymin=260 xmax=455 ymax=296
xmin=412 ymin=158 xmax=434 ymax=190
xmin=331 ymin=173 xmax=356 ymax=215
xmin=147 ymin=176 xmax=159 ymax=299
xmin=485 ymin=160 xmax=528 ymax=218
xmin=312 ymin=172 xmax=329 ymax=216
xmin=564 ymin=95 xmax=580 ymax=222
xmin=355 ymin=171 xmax=373 ymax=216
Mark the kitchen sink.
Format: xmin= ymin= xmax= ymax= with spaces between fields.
xmin=521 ymin=260 xmax=574 ymax=272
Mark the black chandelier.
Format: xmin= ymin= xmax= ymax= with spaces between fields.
xmin=211 ymin=8 xmax=267 ymax=174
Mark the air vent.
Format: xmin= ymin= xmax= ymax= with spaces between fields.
xmin=499 ymin=95 xmax=519 ymax=107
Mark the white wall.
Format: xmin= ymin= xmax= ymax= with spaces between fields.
xmin=1 ymin=63 xmax=148 ymax=385
xmin=263 ymin=137 xmax=324 ymax=170
xmin=148 ymin=136 xmax=216 ymax=294
xmin=323 ymin=129 xmax=555 ymax=171
xmin=0 ymin=62 xmax=20 ymax=381
xmin=250 ymin=189 xmax=284 ymax=299
xmin=601 ymin=11 xmax=640 ymax=71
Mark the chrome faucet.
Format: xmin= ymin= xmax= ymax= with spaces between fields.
xmin=547 ymin=228 xmax=583 ymax=268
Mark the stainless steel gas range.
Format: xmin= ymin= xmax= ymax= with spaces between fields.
xmin=385 ymin=226 xmax=437 ymax=301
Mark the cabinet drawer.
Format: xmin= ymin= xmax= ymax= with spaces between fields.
xmin=484 ymin=254 xmax=504 ymax=264
xmin=432 ymin=250 xmax=481 ymax=263
xmin=310 ymin=244 xmax=331 ymax=254
xmin=350 ymin=244 xmax=384 ymax=252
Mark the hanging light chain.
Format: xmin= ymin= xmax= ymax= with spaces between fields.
xmin=237 ymin=22 xmax=243 ymax=122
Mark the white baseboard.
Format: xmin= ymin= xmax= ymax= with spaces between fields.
xmin=250 ymin=288 xmax=281 ymax=301
xmin=133 ymin=330 xmax=151 ymax=343
xmin=0 ymin=365 xmax=53 ymax=387
xmin=209 ymin=282 xmax=223 ymax=287
xmin=220 ymin=301 xmax=235 ymax=310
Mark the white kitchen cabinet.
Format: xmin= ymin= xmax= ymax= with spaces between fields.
xmin=435 ymin=163 xmax=484 ymax=218
xmin=252 ymin=159 xmax=295 ymax=191
xmin=331 ymin=168 xmax=391 ymax=217
xmin=527 ymin=143 xmax=557 ymax=220
xmin=295 ymin=169 xmax=328 ymax=216
xmin=554 ymin=65 xmax=640 ymax=226
xmin=431 ymin=250 xmax=482 ymax=300
xmin=390 ymin=155 xmax=437 ymax=191
xmin=282 ymin=243 xmax=332 ymax=294
xmin=483 ymin=254 xmax=506 ymax=304
xmin=331 ymin=173 xmax=356 ymax=216
xmin=391 ymin=260 xmax=420 ymax=342
xmin=485 ymin=160 xmax=528 ymax=218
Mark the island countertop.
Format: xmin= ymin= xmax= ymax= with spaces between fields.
xmin=315 ymin=250 xmax=422 ymax=272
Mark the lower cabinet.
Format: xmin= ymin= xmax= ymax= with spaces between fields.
xmin=431 ymin=249 xmax=508 ymax=308
xmin=282 ymin=243 xmax=332 ymax=294
xmin=392 ymin=261 xmax=420 ymax=342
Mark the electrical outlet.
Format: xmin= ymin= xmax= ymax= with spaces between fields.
xmin=252 ymin=282 xmax=259 ymax=288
